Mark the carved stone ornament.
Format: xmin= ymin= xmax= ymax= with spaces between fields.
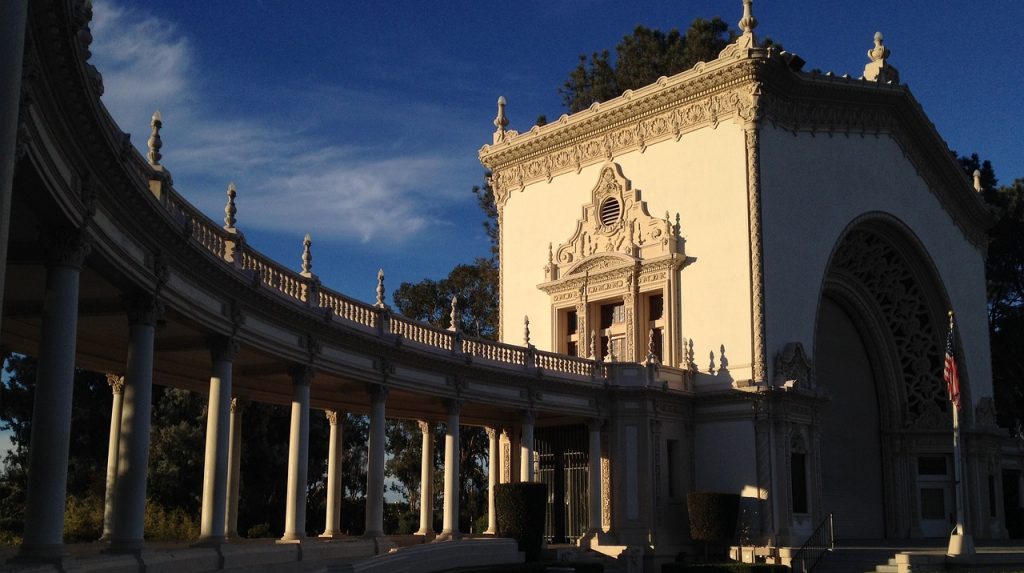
xmin=325 ymin=410 xmax=338 ymax=425
xmin=774 ymin=342 xmax=813 ymax=388
xmin=122 ymin=293 xmax=163 ymax=326
xmin=106 ymin=373 xmax=125 ymax=394
xmin=41 ymin=228 xmax=92 ymax=269
xmin=208 ymin=334 xmax=240 ymax=363
xmin=974 ymin=397 xmax=999 ymax=432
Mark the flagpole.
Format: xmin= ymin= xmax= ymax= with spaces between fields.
xmin=946 ymin=310 xmax=975 ymax=557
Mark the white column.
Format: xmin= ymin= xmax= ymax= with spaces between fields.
xmin=587 ymin=418 xmax=603 ymax=536
xmin=320 ymin=410 xmax=343 ymax=538
xmin=281 ymin=365 xmax=312 ymax=541
xmin=520 ymin=411 xmax=535 ymax=482
xmin=485 ymin=427 xmax=498 ymax=534
xmin=414 ymin=420 xmax=435 ymax=537
xmin=0 ymin=0 xmax=28 ymax=340
xmin=100 ymin=374 xmax=125 ymax=541
xmin=225 ymin=398 xmax=244 ymax=539
xmin=440 ymin=400 xmax=461 ymax=540
xmin=364 ymin=385 xmax=387 ymax=537
xmin=109 ymin=294 xmax=160 ymax=553
xmin=18 ymin=233 xmax=89 ymax=560
xmin=199 ymin=336 xmax=236 ymax=545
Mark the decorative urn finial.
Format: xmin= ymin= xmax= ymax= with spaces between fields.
xmin=493 ymin=96 xmax=509 ymax=144
xmin=739 ymin=0 xmax=757 ymax=37
xmin=863 ymin=31 xmax=899 ymax=83
xmin=973 ymin=169 xmax=983 ymax=193
xmin=224 ymin=182 xmax=237 ymax=231
xmin=301 ymin=233 xmax=313 ymax=276
xmin=523 ymin=315 xmax=531 ymax=347
xmin=449 ymin=295 xmax=459 ymax=332
xmin=375 ymin=268 xmax=386 ymax=308
xmin=147 ymin=110 xmax=163 ymax=166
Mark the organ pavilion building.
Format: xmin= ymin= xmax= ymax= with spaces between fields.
xmin=3 ymin=0 xmax=1023 ymax=572
xmin=480 ymin=0 xmax=1020 ymax=565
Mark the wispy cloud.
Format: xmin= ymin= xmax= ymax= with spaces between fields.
xmin=89 ymin=1 xmax=471 ymax=245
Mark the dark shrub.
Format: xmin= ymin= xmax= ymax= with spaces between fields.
xmin=686 ymin=492 xmax=740 ymax=543
xmin=495 ymin=482 xmax=547 ymax=561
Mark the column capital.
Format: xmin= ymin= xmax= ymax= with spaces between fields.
xmin=122 ymin=293 xmax=163 ymax=326
xmin=417 ymin=420 xmax=433 ymax=434
xmin=521 ymin=409 xmax=536 ymax=425
xmin=588 ymin=418 xmax=605 ymax=432
xmin=368 ymin=383 xmax=388 ymax=402
xmin=41 ymin=227 xmax=92 ymax=269
xmin=289 ymin=364 xmax=314 ymax=387
xmin=208 ymin=334 xmax=239 ymax=363
xmin=325 ymin=410 xmax=338 ymax=425
xmin=485 ymin=427 xmax=498 ymax=440
xmin=106 ymin=373 xmax=125 ymax=394
xmin=230 ymin=397 xmax=249 ymax=414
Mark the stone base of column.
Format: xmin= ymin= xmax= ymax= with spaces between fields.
xmin=483 ymin=527 xmax=497 ymax=535
xmin=276 ymin=534 xmax=305 ymax=544
xmin=359 ymin=534 xmax=395 ymax=555
xmin=104 ymin=539 xmax=146 ymax=555
xmin=434 ymin=531 xmax=462 ymax=542
xmin=412 ymin=529 xmax=436 ymax=540
xmin=319 ymin=530 xmax=346 ymax=539
xmin=9 ymin=544 xmax=71 ymax=567
xmin=577 ymin=530 xmax=614 ymax=550
xmin=192 ymin=535 xmax=226 ymax=548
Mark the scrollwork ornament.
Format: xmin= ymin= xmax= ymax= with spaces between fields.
xmin=744 ymin=126 xmax=767 ymax=382
xmin=122 ymin=293 xmax=163 ymax=326
xmin=41 ymin=228 xmax=92 ymax=269
xmin=106 ymin=373 xmax=124 ymax=394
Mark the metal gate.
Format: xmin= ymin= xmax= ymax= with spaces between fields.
xmin=535 ymin=425 xmax=589 ymax=543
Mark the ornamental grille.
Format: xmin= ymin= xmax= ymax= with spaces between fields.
xmin=831 ymin=228 xmax=946 ymax=425
xmin=599 ymin=197 xmax=620 ymax=226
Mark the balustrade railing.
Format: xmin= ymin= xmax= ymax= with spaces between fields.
xmin=789 ymin=513 xmax=835 ymax=573
xmin=153 ymin=184 xmax=630 ymax=382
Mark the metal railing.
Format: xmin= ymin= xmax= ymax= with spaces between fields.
xmin=790 ymin=513 xmax=834 ymax=573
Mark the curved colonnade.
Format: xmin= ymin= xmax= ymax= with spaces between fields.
xmin=1 ymin=0 xmax=691 ymax=565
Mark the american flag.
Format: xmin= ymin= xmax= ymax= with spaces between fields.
xmin=944 ymin=317 xmax=961 ymax=411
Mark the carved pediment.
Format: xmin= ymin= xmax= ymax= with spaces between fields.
xmin=544 ymin=162 xmax=683 ymax=282
xmin=774 ymin=342 xmax=814 ymax=388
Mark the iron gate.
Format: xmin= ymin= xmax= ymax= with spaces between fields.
xmin=535 ymin=425 xmax=589 ymax=543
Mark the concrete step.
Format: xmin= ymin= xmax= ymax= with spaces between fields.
xmin=812 ymin=548 xmax=898 ymax=573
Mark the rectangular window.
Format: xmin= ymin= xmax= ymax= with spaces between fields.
xmin=667 ymin=439 xmax=678 ymax=499
xmin=566 ymin=310 xmax=577 ymax=335
xmin=917 ymin=457 xmax=948 ymax=476
xmin=648 ymin=294 xmax=664 ymax=321
xmin=651 ymin=328 xmax=663 ymax=361
xmin=600 ymin=302 xmax=625 ymax=328
xmin=567 ymin=341 xmax=577 ymax=357
xmin=791 ymin=452 xmax=808 ymax=514
xmin=990 ymin=474 xmax=998 ymax=517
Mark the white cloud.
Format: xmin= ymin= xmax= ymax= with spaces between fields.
xmin=89 ymin=1 xmax=470 ymax=245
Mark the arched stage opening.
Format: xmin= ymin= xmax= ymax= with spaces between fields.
xmin=814 ymin=216 xmax=963 ymax=540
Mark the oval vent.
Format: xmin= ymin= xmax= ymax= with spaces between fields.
xmin=599 ymin=197 xmax=620 ymax=226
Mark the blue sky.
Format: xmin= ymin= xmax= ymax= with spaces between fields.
xmin=88 ymin=0 xmax=1024 ymax=304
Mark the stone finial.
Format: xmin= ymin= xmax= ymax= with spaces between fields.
xmin=147 ymin=110 xmax=162 ymax=166
xmin=493 ymin=96 xmax=509 ymax=144
xmin=646 ymin=329 xmax=659 ymax=365
xmin=301 ymin=233 xmax=313 ymax=276
xmin=687 ymin=338 xmax=696 ymax=371
xmin=523 ymin=315 xmax=531 ymax=347
xmin=375 ymin=268 xmax=386 ymax=308
xmin=224 ymin=182 xmax=237 ymax=231
xmin=673 ymin=213 xmax=681 ymax=237
xmin=973 ymin=169 xmax=983 ymax=193
xmin=590 ymin=331 xmax=598 ymax=361
xmin=738 ymin=0 xmax=757 ymax=37
xmin=449 ymin=295 xmax=459 ymax=332
xmin=709 ymin=350 xmax=716 ymax=375
xmin=606 ymin=337 xmax=614 ymax=362
xmin=863 ymin=32 xmax=900 ymax=84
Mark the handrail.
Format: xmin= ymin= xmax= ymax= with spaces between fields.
xmin=789 ymin=512 xmax=834 ymax=573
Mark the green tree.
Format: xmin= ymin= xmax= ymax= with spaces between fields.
xmin=560 ymin=20 xmax=736 ymax=113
